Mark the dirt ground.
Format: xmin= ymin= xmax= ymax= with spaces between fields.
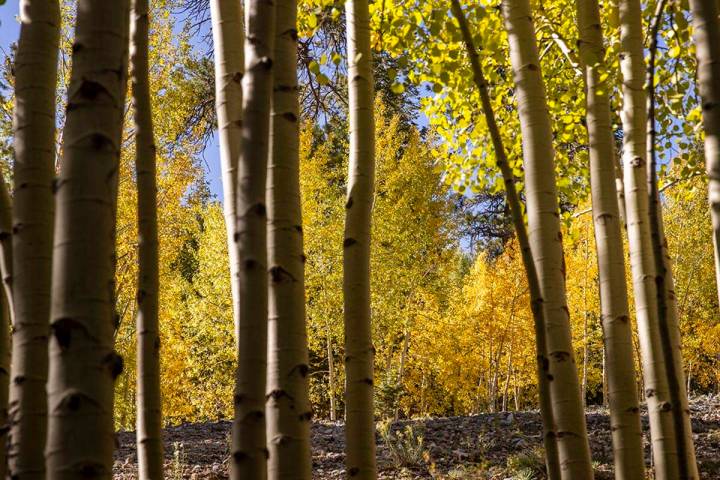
xmin=113 ymin=396 xmax=720 ymax=479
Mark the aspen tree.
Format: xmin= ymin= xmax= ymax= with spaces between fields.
xmin=690 ymin=0 xmax=720 ymax=309
xmin=8 ymin=2 xmax=59 ymax=477
xmin=0 ymin=179 xmax=11 ymax=480
xmin=266 ymin=0 xmax=312 ymax=476
xmin=231 ymin=0 xmax=274 ymax=477
xmin=574 ymin=0 xmax=645 ymax=475
xmin=210 ymin=0 xmax=244 ymax=338
xmin=0 ymin=174 xmax=11 ymax=307
xmin=131 ymin=0 xmax=163 ymax=477
xmin=0 ymin=291 xmax=8 ymax=480
xmin=343 ymin=0 xmax=377 ymax=477
xmin=617 ymin=0 xmax=683 ymax=475
xmin=646 ymin=4 xmax=698 ymax=476
xmin=501 ymin=0 xmax=593 ymax=476
xmin=448 ymin=2 xmax=559 ymax=477
xmin=46 ymin=1 xmax=129 ymax=478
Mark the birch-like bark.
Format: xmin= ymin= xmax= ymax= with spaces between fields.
xmin=266 ymin=0 xmax=312 ymax=476
xmin=8 ymin=2 xmax=59 ymax=477
xmin=131 ymin=0 xmax=163 ymax=477
xmin=617 ymin=0 xmax=681 ymax=476
xmin=0 ymin=288 xmax=8 ymax=480
xmin=0 ymin=180 xmax=11 ymax=480
xmin=502 ymin=0 xmax=593 ymax=476
xmin=448 ymin=2 xmax=560 ymax=476
xmin=646 ymin=4 xmax=698 ymax=476
xmin=575 ymin=0 xmax=644 ymax=475
xmin=327 ymin=330 xmax=337 ymax=421
xmin=0 ymin=166 xmax=12 ymax=310
xmin=343 ymin=0 xmax=376 ymax=477
xmin=210 ymin=0 xmax=244 ymax=340
xmin=46 ymin=1 xmax=129 ymax=478
xmin=691 ymin=0 xmax=720 ymax=310
xmin=231 ymin=0 xmax=275 ymax=477
xmin=687 ymin=0 xmax=720 ymax=464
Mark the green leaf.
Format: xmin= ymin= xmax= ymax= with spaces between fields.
xmin=316 ymin=73 xmax=330 ymax=85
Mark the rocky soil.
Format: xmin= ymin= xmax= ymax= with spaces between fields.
xmin=113 ymin=396 xmax=720 ymax=479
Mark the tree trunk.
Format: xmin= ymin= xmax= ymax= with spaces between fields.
xmin=46 ymin=1 xmax=130 ymax=477
xmin=501 ymin=348 xmax=513 ymax=412
xmin=690 ymin=0 xmax=720 ymax=310
xmin=581 ymin=236 xmax=589 ymax=408
xmin=0 ymin=179 xmax=11 ymax=480
xmin=394 ymin=329 xmax=409 ymax=420
xmin=8 ymin=2 xmax=59 ymax=477
xmin=343 ymin=0 xmax=376 ymax=477
xmin=266 ymin=0 xmax=312 ymax=476
xmin=615 ymin=158 xmax=627 ymax=229
xmin=617 ymin=0 xmax=682 ymax=476
xmin=0 ymin=287 xmax=9 ymax=480
xmin=646 ymin=5 xmax=698 ymax=475
xmin=574 ymin=0 xmax=645 ymax=473
xmin=448 ymin=1 xmax=560 ymax=476
xmin=0 ymin=180 xmax=11 ymax=307
xmin=131 ymin=0 xmax=163 ymax=477
xmin=231 ymin=0 xmax=275 ymax=477
xmin=209 ymin=0 xmax=244 ymax=342
xmin=502 ymin=0 xmax=593 ymax=476
xmin=327 ymin=330 xmax=337 ymax=421
xmin=602 ymin=349 xmax=608 ymax=408
xmin=489 ymin=366 xmax=499 ymax=413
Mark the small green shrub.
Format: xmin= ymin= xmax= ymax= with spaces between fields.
xmin=506 ymin=446 xmax=546 ymax=480
xmin=378 ymin=419 xmax=426 ymax=469
xmin=170 ymin=441 xmax=186 ymax=480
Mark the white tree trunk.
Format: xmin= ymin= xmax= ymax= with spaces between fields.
xmin=8 ymin=1 xmax=59 ymax=477
xmin=47 ymin=1 xmax=130 ymax=476
xmin=230 ymin=0 xmax=275 ymax=477
xmin=502 ymin=0 xmax=594 ymax=476
xmin=343 ymin=0 xmax=377 ymax=477
xmin=266 ymin=0 xmax=312 ymax=475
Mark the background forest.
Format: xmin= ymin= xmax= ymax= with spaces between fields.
xmin=2 ymin=0 xmax=715 ymax=430
xmin=0 ymin=0 xmax=719 ymax=478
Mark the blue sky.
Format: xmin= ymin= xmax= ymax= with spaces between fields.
xmin=0 ymin=3 xmax=19 ymax=53
xmin=0 ymin=3 xmax=226 ymax=200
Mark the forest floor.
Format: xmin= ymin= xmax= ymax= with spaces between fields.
xmin=113 ymin=395 xmax=720 ymax=479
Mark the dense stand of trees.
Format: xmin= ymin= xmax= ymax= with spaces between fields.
xmin=0 ymin=0 xmax=718 ymax=478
